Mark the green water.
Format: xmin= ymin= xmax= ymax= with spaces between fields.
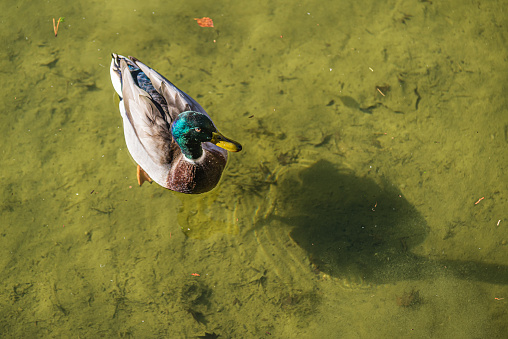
xmin=1 ymin=0 xmax=507 ymax=337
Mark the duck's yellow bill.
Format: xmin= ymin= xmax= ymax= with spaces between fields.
xmin=211 ymin=132 xmax=242 ymax=152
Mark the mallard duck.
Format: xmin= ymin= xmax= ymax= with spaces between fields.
xmin=110 ymin=54 xmax=242 ymax=194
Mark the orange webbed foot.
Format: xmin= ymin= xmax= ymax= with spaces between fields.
xmin=137 ymin=165 xmax=152 ymax=186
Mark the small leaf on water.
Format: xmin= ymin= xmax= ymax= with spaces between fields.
xmin=194 ymin=17 xmax=214 ymax=27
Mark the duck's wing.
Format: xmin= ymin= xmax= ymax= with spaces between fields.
xmin=128 ymin=56 xmax=214 ymax=123
xmin=117 ymin=57 xmax=179 ymax=166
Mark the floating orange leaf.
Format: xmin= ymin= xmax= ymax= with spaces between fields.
xmin=194 ymin=17 xmax=214 ymax=27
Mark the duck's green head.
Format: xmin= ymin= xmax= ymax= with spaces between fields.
xmin=171 ymin=111 xmax=242 ymax=160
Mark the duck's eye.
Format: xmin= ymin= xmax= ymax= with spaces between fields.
xmin=194 ymin=127 xmax=201 ymax=133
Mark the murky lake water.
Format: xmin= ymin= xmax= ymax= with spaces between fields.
xmin=1 ymin=0 xmax=507 ymax=337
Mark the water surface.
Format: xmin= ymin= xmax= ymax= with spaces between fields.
xmin=1 ymin=0 xmax=507 ymax=337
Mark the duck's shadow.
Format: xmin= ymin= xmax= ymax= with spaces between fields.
xmin=269 ymin=160 xmax=508 ymax=285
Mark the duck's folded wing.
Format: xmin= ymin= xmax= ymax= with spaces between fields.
xmin=120 ymin=59 xmax=174 ymax=166
xmin=129 ymin=57 xmax=214 ymax=123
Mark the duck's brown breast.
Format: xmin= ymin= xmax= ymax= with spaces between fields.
xmin=166 ymin=149 xmax=226 ymax=194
